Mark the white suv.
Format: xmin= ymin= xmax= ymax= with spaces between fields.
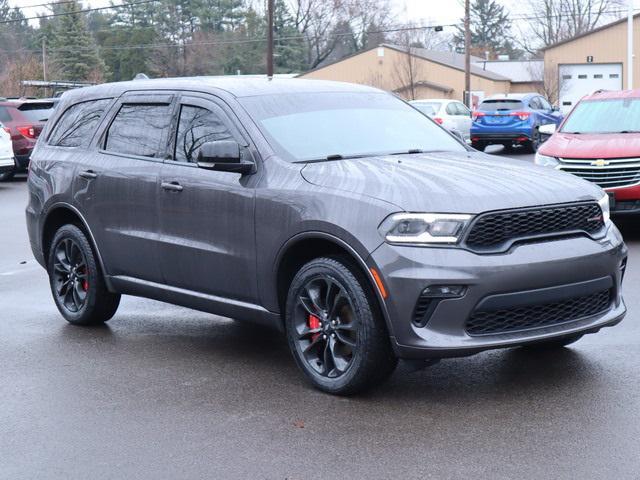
xmin=410 ymin=99 xmax=472 ymax=141
xmin=0 ymin=124 xmax=15 ymax=181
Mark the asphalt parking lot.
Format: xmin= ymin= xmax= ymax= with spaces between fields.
xmin=2 ymin=148 xmax=640 ymax=479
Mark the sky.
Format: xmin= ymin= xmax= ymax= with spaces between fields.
xmin=7 ymin=0 xmax=640 ymax=28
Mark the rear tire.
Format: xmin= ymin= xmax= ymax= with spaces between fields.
xmin=527 ymin=129 xmax=541 ymax=153
xmin=0 ymin=171 xmax=15 ymax=182
xmin=471 ymin=141 xmax=486 ymax=152
xmin=284 ymin=256 xmax=397 ymax=395
xmin=47 ymin=224 xmax=120 ymax=326
xmin=523 ymin=334 xmax=584 ymax=350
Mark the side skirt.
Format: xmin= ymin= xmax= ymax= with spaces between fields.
xmin=109 ymin=275 xmax=283 ymax=331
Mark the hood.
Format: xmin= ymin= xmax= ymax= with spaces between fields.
xmin=541 ymin=132 xmax=640 ymax=159
xmin=301 ymin=151 xmax=603 ymax=213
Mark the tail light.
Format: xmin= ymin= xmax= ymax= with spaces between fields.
xmin=17 ymin=125 xmax=36 ymax=139
xmin=510 ymin=111 xmax=531 ymax=121
xmin=472 ymin=111 xmax=485 ymax=121
xmin=433 ymin=117 xmax=444 ymax=125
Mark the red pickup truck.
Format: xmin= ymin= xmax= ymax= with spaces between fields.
xmin=535 ymin=89 xmax=640 ymax=214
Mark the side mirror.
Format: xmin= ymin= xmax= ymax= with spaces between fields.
xmin=196 ymin=140 xmax=254 ymax=174
xmin=539 ymin=124 xmax=557 ymax=136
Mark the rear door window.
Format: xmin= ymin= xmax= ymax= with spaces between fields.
xmin=104 ymin=103 xmax=174 ymax=158
xmin=48 ymin=99 xmax=111 ymax=148
xmin=478 ymin=100 xmax=524 ymax=111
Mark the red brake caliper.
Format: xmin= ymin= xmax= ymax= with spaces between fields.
xmin=308 ymin=314 xmax=321 ymax=341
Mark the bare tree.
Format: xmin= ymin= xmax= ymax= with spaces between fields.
xmin=289 ymin=0 xmax=342 ymax=68
xmin=391 ymin=30 xmax=423 ymax=100
xmin=520 ymin=0 xmax=624 ymax=53
xmin=526 ymin=61 xmax=566 ymax=105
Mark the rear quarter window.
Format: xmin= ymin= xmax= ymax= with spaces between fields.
xmin=48 ymin=99 xmax=112 ymax=148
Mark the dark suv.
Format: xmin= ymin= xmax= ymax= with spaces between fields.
xmin=26 ymin=78 xmax=627 ymax=395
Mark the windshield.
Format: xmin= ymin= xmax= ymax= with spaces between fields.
xmin=411 ymin=102 xmax=440 ymax=115
xmin=17 ymin=102 xmax=55 ymax=122
xmin=240 ymin=92 xmax=466 ymax=162
xmin=478 ymin=99 xmax=524 ymax=111
xmin=561 ymin=99 xmax=640 ymax=133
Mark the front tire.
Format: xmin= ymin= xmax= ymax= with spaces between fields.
xmin=47 ymin=224 xmax=120 ymax=325
xmin=285 ymin=256 xmax=397 ymax=395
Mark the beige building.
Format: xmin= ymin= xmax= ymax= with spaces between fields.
xmin=543 ymin=14 xmax=640 ymax=112
xmin=300 ymin=44 xmax=512 ymax=105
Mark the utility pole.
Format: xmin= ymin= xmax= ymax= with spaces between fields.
xmin=628 ymin=0 xmax=634 ymax=89
xmin=267 ymin=0 xmax=274 ymax=78
xmin=464 ymin=0 xmax=471 ymax=106
xmin=42 ymin=38 xmax=47 ymax=97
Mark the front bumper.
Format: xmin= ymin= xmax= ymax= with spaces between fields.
xmin=371 ymin=224 xmax=627 ymax=359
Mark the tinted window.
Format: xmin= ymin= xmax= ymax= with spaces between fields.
xmin=0 ymin=107 xmax=11 ymax=123
xmin=105 ymin=103 xmax=173 ymax=158
xmin=48 ymin=99 xmax=111 ymax=148
xmin=561 ymin=99 xmax=640 ymax=134
xmin=454 ymin=102 xmax=470 ymax=115
xmin=528 ymin=97 xmax=542 ymax=110
xmin=17 ymin=102 xmax=55 ymax=122
xmin=539 ymin=97 xmax=552 ymax=110
xmin=240 ymin=92 xmax=466 ymax=162
xmin=175 ymin=105 xmax=232 ymax=163
xmin=478 ymin=100 xmax=524 ymax=111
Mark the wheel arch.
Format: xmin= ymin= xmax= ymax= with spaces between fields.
xmin=274 ymin=232 xmax=393 ymax=334
xmin=41 ymin=203 xmax=113 ymax=291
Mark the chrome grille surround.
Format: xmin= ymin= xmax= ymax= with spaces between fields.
xmin=557 ymin=157 xmax=640 ymax=189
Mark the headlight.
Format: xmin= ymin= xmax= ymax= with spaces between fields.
xmin=598 ymin=193 xmax=610 ymax=224
xmin=379 ymin=213 xmax=473 ymax=245
xmin=534 ymin=152 xmax=559 ymax=167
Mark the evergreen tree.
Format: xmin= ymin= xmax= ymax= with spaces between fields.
xmin=273 ymin=0 xmax=306 ymax=73
xmin=50 ymin=0 xmax=106 ymax=81
xmin=454 ymin=0 xmax=518 ymax=59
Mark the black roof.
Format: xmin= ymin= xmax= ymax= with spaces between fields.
xmin=60 ymin=76 xmax=381 ymax=102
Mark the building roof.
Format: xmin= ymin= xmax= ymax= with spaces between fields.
xmin=59 ymin=76 xmax=382 ymax=101
xmin=542 ymin=13 xmax=639 ymax=51
xmin=393 ymin=79 xmax=453 ymax=94
xmin=382 ymin=44 xmax=511 ymax=81
xmin=473 ymin=60 xmax=543 ymax=83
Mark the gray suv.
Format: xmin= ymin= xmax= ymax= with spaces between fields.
xmin=26 ymin=78 xmax=627 ymax=395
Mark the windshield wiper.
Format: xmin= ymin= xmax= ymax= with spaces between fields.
xmin=617 ymin=130 xmax=640 ymax=133
xmin=295 ymin=153 xmax=370 ymax=163
xmin=390 ymin=149 xmax=425 ymax=155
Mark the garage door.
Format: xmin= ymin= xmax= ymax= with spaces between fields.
xmin=558 ymin=63 xmax=622 ymax=113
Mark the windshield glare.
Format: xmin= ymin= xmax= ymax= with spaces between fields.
xmin=561 ymin=99 xmax=640 ymax=133
xmin=240 ymin=92 xmax=466 ymax=162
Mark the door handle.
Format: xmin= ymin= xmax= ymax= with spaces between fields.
xmin=161 ymin=181 xmax=183 ymax=192
xmin=78 ymin=170 xmax=98 ymax=180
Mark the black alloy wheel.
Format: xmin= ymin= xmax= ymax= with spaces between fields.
xmin=52 ymin=237 xmax=89 ymax=313
xmin=293 ymin=274 xmax=358 ymax=378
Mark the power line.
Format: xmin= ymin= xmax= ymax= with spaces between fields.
xmin=0 ymin=0 xmax=160 ymax=25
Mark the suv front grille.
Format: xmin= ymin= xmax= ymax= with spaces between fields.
xmin=464 ymin=203 xmax=604 ymax=251
xmin=558 ymin=157 xmax=640 ymax=189
xmin=465 ymin=289 xmax=611 ymax=336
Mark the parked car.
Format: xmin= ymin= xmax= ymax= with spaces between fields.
xmin=535 ymin=89 xmax=640 ymax=214
xmin=410 ymin=99 xmax=472 ymax=141
xmin=27 ymin=78 xmax=626 ymax=395
xmin=0 ymin=123 xmax=14 ymax=178
xmin=470 ymin=93 xmax=564 ymax=152
xmin=0 ymin=98 xmax=57 ymax=180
